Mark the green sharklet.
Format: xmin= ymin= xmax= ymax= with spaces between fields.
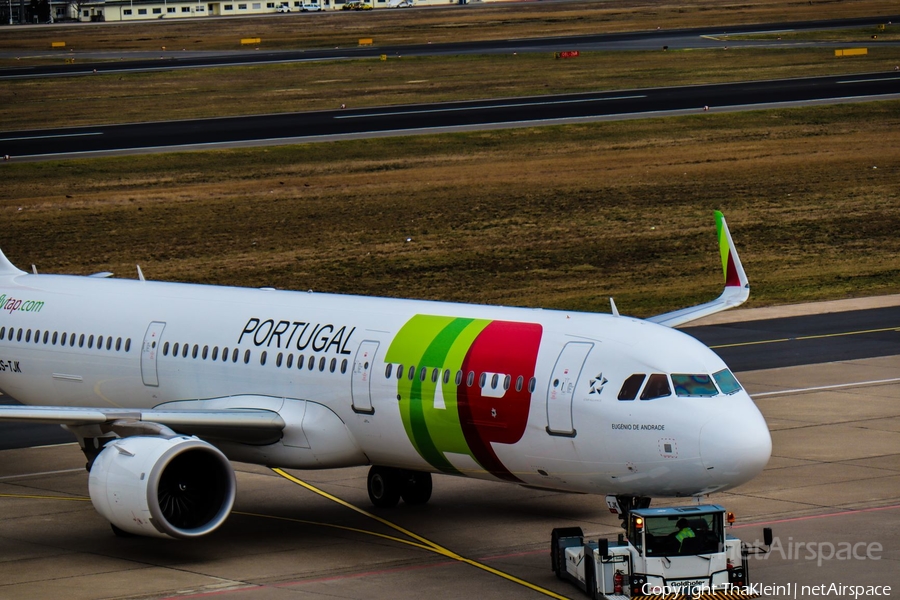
xmin=385 ymin=314 xmax=490 ymax=474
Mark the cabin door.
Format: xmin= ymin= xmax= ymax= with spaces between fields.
xmin=351 ymin=340 xmax=379 ymax=414
xmin=141 ymin=321 xmax=166 ymax=387
xmin=546 ymin=341 xmax=593 ymax=437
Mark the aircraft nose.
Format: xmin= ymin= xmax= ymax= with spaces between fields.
xmin=699 ymin=401 xmax=771 ymax=488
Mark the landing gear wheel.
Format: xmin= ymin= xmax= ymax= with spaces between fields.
xmin=400 ymin=471 xmax=432 ymax=505
xmin=367 ymin=466 xmax=402 ymax=508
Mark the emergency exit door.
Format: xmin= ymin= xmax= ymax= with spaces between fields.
xmin=141 ymin=321 xmax=166 ymax=387
xmin=546 ymin=342 xmax=593 ymax=437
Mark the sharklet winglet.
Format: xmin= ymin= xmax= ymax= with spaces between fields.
xmin=0 ymin=248 xmax=27 ymax=276
xmin=647 ymin=211 xmax=749 ymax=328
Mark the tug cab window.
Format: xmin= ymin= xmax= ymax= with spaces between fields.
xmin=631 ymin=511 xmax=723 ymax=557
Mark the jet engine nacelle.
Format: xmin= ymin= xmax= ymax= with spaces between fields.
xmin=88 ymin=435 xmax=236 ymax=539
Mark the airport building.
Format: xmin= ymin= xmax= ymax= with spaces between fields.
xmin=1 ymin=0 xmax=469 ymax=24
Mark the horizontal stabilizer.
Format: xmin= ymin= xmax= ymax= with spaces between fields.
xmin=648 ymin=211 xmax=749 ymax=328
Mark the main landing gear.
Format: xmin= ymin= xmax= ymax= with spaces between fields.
xmin=367 ymin=466 xmax=433 ymax=508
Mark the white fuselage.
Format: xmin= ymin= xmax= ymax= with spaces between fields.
xmin=0 ymin=272 xmax=771 ymax=498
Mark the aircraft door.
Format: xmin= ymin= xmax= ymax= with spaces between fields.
xmin=141 ymin=321 xmax=166 ymax=387
xmin=351 ymin=340 xmax=379 ymax=414
xmin=546 ymin=341 xmax=593 ymax=437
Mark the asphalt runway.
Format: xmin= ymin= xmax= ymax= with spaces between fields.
xmin=2 ymin=15 xmax=898 ymax=79
xmin=0 ymin=300 xmax=898 ymax=599
xmin=3 ymin=71 xmax=900 ymax=160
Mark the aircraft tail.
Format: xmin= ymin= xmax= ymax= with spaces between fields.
xmin=0 ymin=248 xmax=26 ymax=276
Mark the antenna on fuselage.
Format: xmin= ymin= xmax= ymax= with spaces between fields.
xmin=31 ymin=265 xmax=37 ymax=275
xmin=610 ymin=297 xmax=620 ymax=317
xmin=137 ymin=265 xmax=145 ymax=282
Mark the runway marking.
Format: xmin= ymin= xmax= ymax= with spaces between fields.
xmin=333 ymin=95 xmax=647 ymax=119
xmin=0 ymin=467 xmax=83 ymax=481
xmin=0 ymin=492 xmax=89 ymax=501
xmin=838 ymin=76 xmax=900 ymax=84
xmin=272 ymin=467 xmax=568 ymax=599
xmin=709 ymin=324 xmax=900 ymax=349
xmin=752 ymin=377 xmax=900 ymax=398
xmin=732 ymin=503 xmax=900 ymax=529
xmin=0 ymin=132 xmax=103 ymax=142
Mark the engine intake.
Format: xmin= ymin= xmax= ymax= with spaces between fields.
xmin=88 ymin=435 xmax=236 ymax=539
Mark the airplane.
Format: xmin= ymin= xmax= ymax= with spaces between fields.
xmin=0 ymin=211 xmax=770 ymax=539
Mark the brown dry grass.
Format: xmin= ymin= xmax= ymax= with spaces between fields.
xmin=3 ymin=102 xmax=900 ymax=317
xmin=4 ymin=47 xmax=900 ymax=131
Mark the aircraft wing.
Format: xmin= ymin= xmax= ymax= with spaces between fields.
xmin=0 ymin=405 xmax=285 ymax=445
xmin=647 ymin=211 xmax=749 ymax=328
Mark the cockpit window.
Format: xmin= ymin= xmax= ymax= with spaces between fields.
xmin=672 ymin=374 xmax=719 ymax=397
xmin=618 ymin=374 xmax=646 ymax=401
xmin=640 ymin=374 xmax=671 ymax=400
xmin=713 ymin=369 xmax=743 ymax=394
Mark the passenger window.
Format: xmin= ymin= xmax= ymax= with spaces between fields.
xmin=672 ymin=374 xmax=718 ymax=397
xmin=640 ymin=374 xmax=672 ymax=400
xmin=618 ymin=374 xmax=646 ymax=401
xmin=71 ymin=334 xmax=77 ymax=347
xmin=222 ymin=347 xmax=229 ymax=361
xmin=125 ymin=338 xmax=131 ymax=352
xmin=244 ymin=349 xmax=251 ymax=364
xmin=260 ymin=351 xmax=268 ymax=366
xmin=491 ymin=374 xmax=499 ymax=389
xmin=308 ymin=356 xmax=315 ymax=370
xmin=96 ymin=335 xmax=103 ymax=349
xmin=88 ymin=335 xmax=95 ymax=348
xmin=276 ymin=352 xmax=282 ymax=367
xmin=60 ymin=332 xmax=67 ymax=345
xmin=385 ymin=364 xmax=393 ymax=378
xmin=286 ymin=354 xmax=293 ymax=368
xmin=163 ymin=342 xmax=170 ymax=356
xmin=455 ymin=370 xmax=462 ymax=385
xmin=0 ymin=327 xmax=4 ymax=339
xmin=52 ymin=331 xmax=58 ymax=345
xmin=182 ymin=344 xmax=189 ymax=358
xmin=713 ymin=369 xmax=743 ymax=394
xmin=408 ymin=366 xmax=415 ymax=380
xmin=192 ymin=345 xmax=199 ymax=359
xmin=528 ymin=377 xmax=537 ymax=393
xmin=232 ymin=348 xmax=239 ymax=363
xmin=106 ymin=337 xmax=112 ymax=350
xmin=115 ymin=337 xmax=121 ymax=351
xmin=330 ymin=358 xmax=337 ymax=373
xmin=397 ymin=364 xmax=403 ymax=380
xmin=431 ymin=368 xmax=439 ymax=383
xmin=467 ymin=371 xmax=475 ymax=387
xmin=515 ymin=375 xmax=523 ymax=392
xmin=503 ymin=375 xmax=511 ymax=390
xmin=297 ymin=354 xmax=305 ymax=368
xmin=443 ymin=369 xmax=451 ymax=384
xmin=173 ymin=342 xmax=180 ymax=356
xmin=341 ymin=359 xmax=348 ymax=374
xmin=319 ymin=357 xmax=326 ymax=371
xmin=479 ymin=372 xmax=487 ymax=388
xmin=43 ymin=331 xmax=49 ymax=344
xmin=79 ymin=334 xmax=85 ymax=347
xmin=202 ymin=345 xmax=209 ymax=360
xmin=212 ymin=346 xmax=219 ymax=361
xmin=25 ymin=329 xmax=32 ymax=343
